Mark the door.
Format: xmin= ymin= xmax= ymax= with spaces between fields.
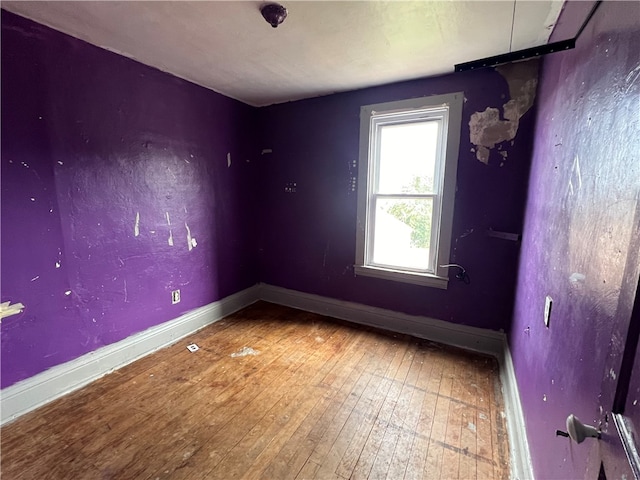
xmin=598 ymin=201 xmax=640 ymax=479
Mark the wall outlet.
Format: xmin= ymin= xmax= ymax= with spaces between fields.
xmin=171 ymin=289 xmax=181 ymax=304
xmin=544 ymin=295 xmax=553 ymax=327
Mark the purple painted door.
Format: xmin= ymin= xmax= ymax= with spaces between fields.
xmin=510 ymin=0 xmax=640 ymax=477
xmin=601 ymin=277 xmax=640 ymax=479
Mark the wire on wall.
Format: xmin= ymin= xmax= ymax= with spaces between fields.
xmin=440 ymin=264 xmax=471 ymax=285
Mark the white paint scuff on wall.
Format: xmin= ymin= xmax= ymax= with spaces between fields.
xmin=469 ymin=60 xmax=539 ymax=164
xmin=0 ymin=301 xmax=25 ymax=321
xmin=567 ymin=155 xmax=582 ymax=196
xmin=227 ymin=152 xmax=232 ymax=167
xmin=134 ymin=211 xmax=140 ymax=237
xmin=185 ymin=223 xmax=197 ymax=251
xmin=569 ymin=272 xmax=586 ymax=283
xmin=166 ymin=211 xmax=174 ymax=246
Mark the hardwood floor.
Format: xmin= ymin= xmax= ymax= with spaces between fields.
xmin=1 ymin=301 xmax=510 ymax=479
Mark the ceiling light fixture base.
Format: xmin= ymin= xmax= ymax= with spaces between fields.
xmin=261 ymin=3 xmax=288 ymax=28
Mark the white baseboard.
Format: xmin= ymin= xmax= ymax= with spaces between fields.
xmin=1 ymin=285 xmax=260 ymax=425
xmin=258 ymin=283 xmax=533 ymax=479
xmin=258 ymin=283 xmax=505 ymax=357
xmin=499 ymin=341 xmax=534 ymax=480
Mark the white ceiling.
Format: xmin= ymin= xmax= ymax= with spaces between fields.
xmin=2 ymin=1 xmax=564 ymax=107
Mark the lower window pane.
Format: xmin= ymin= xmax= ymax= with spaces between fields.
xmin=372 ymin=198 xmax=433 ymax=270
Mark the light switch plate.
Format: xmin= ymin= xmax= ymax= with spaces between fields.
xmin=544 ymin=295 xmax=553 ymax=327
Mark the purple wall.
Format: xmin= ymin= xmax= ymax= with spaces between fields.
xmin=1 ymin=11 xmax=259 ymax=388
xmin=510 ymin=1 xmax=640 ymax=478
xmin=256 ymin=66 xmax=537 ymax=331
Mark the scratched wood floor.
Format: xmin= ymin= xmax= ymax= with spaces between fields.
xmin=1 ymin=301 xmax=510 ymax=479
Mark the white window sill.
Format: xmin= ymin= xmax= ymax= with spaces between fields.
xmin=354 ymin=265 xmax=449 ymax=289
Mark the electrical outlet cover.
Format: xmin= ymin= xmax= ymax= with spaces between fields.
xmin=171 ymin=289 xmax=181 ymax=304
xmin=187 ymin=343 xmax=199 ymax=352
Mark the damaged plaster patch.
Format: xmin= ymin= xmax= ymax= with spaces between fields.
xmin=469 ymin=60 xmax=539 ymax=164
xmin=231 ymin=346 xmax=259 ymax=358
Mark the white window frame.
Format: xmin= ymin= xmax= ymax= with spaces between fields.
xmin=354 ymin=92 xmax=463 ymax=289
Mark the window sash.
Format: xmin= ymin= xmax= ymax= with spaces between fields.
xmin=365 ymin=112 xmax=449 ymax=274
xmin=355 ymin=92 xmax=463 ymax=289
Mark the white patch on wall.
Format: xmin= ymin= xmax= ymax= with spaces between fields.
xmin=166 ymin=211 xmax=174 ymax=246
xmin=469 ymin=60 xmax=539 ymax=165
xmin=134 ymin=211 xmax=140 ymax=237
xmin=0 ymin=301 xmax=25 ymax=320
xmin=567 ymin=155 xmax=582 ymax=196
xmin=65 ymin=290 xmax=72 ymax=296
xmin=624 ymin=63 xmax=640 ymax=94
xmin=569 ymin=272 xmax=586 ymax=283
xmin=227 ymin=152 xmax=232 ymax=167
xmin=468 ymin=422 xmax=476 ymax=432
xmin=30 ymin=276 xmax=40 ymax=282
xmin=185 ymin=223 xmax=196 ymax=251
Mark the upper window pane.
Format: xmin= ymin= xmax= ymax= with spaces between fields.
xmin=377 ymin=120 xmax=440 ymax=194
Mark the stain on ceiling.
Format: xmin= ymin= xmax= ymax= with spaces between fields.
xmin=2 ymin=1 xmax=564 ymax=106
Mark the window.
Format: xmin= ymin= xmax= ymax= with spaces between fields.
xmin=355 ymin=92 xmax=463 ymax=289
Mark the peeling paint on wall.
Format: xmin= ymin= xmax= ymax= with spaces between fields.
xmin=469 ymin=60 xmax=539 ymax=165
xmin=185 ymin=222 xmax=197 ymax=251
xmin=0 ymin=301 xmax=25 ymax=320
xmin=166 ymin=211 xmax=174 ymax=246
